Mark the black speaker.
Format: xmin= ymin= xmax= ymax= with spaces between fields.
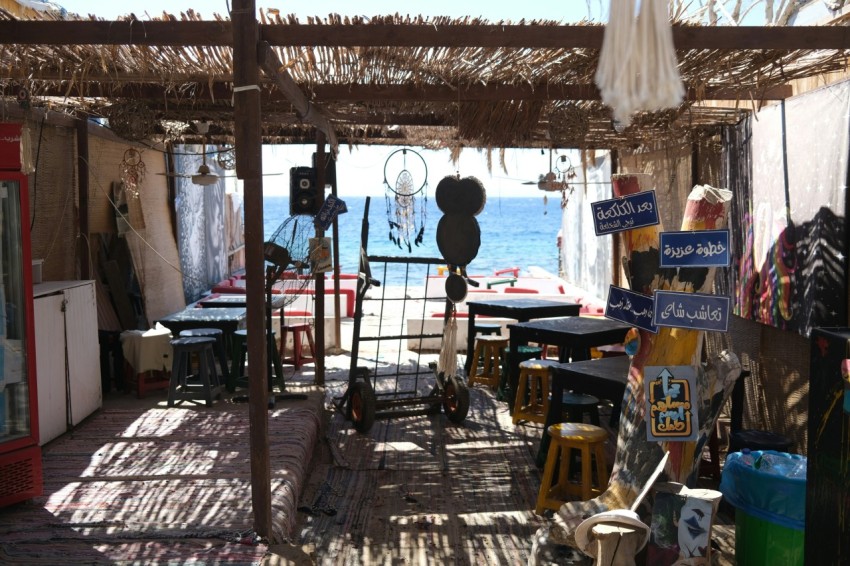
xmin=290 ymin=166 xmax=318 ymax=215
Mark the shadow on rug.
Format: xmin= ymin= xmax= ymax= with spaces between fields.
xmin=0 ymin=397 xmax=322 ymax=565
xmin=293 ymin=379 xmax=549 ymax=565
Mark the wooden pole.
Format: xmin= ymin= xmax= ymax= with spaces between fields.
xmin=314 ymin=134 xmax=326 ymax=386
xmin=75 ymin=118 xmax=90 ymax=280
xmin=231 ymin=0 xmax=273 ymax=541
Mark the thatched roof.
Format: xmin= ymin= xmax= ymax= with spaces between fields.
xmin=1 ymin=7 xmax=849 ymax=151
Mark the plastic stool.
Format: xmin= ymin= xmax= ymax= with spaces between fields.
xmin=168 ymin=336 xmax=222 ymax=407
xmin=231 ymin=329 xmax=285 ymax=392
xmin=468 ymin=335 xmax=508 ymax=388
xmin=280 ymin=323 xmax=316 ymax=370
xmin=512 ymin=359 xmax=561 ymax=425
xmin=179 ymin=328 xmax=230 ymax=387
xmin=536 ymin=423 xmax=609 ymax=514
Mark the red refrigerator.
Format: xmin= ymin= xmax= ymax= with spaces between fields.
xmin=0 ymin=123 xmax=42 ymax=507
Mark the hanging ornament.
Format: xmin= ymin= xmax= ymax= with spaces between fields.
xmin=383 ymin=148 xmax=428 ymax=252
xmin=119 ymin=148 xmax=146 ymax=199
xmin=216 ymin=145 xmax=236 ymax=170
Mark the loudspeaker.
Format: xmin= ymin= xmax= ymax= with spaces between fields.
xmin=290 ymin=166 xmax=318 ymax=215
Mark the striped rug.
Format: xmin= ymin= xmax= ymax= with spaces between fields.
xmin=0 ymin=395 xmax=322 ymax=565
xmin=294 ymin=378 xmax=556 ymax=565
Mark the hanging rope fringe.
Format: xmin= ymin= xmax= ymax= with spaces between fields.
xmin=438 ymin=309 xmax=458 ymax=377
xmin=594 ymin=0 xmax=684 ymax=126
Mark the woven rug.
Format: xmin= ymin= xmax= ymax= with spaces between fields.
xmin=0 ymin=396 xmax=322 ymax=565
xmin=292 ymin=377 xmax=549 ymax=565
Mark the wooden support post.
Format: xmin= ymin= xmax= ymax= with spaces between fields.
xmin=76 ymin=118 xmax=90 ymax=280
xmin=314 ymin=134 xmax=326 ymax=386
xmin=231 ymin=0 xmax=273 ymax=542
xmin=545 ymin=177 xmax=739 ymax=550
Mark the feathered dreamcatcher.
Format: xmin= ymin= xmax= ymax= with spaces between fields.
xmin=383 ymin=148 xmax=428 ymax=252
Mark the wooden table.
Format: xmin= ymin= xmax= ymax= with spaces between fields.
xmin=506 ymin=316 xmax=631 ymax=416
xmin=537 ymin=355 xmax=632 ymax=466
xmin=464 ymin=298 xmax=580 ymax=374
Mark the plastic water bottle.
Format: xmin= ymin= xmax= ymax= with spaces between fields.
xmin=788 ymin=458 xmax=807 ymax=479
xmin=738 ymin=448 xmax=755 ymax=467
xmin=755 ymin=453 xmax=789 ymax=475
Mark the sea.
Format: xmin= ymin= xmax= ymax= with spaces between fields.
xmin=263 ymin=194 xmax=563 ymax=287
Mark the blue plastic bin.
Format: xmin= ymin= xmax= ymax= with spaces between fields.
xmin=719 ymin=450 xmax=806 ymax=566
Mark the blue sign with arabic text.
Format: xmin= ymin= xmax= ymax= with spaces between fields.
xmin=591 ymin=191 xmax=660 ymax=236
xmin=316 ymin=194 xmax=348 ymax=231
xmin=605 ymin=285 xmax=657 ymax=333
xmin=660 ymin=230 xmax=730 ymax=268
xmin=652 ymin=291 xmax=730 ymax=332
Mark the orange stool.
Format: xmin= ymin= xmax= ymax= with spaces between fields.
xmin=512 ymin=359 xmax=561 ymax=425
xmin=468 ymin=335 xmax=508 ymax=389
xmin=536 ymin=423 xmax=609 ymax=514
xmin=280 ymin=323 xmax=316 ymax=369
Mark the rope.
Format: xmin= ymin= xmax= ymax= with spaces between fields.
xmin=438 ymin=308 xmax=458 ymax=377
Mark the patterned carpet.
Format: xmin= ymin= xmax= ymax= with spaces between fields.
xmin=0 ymin=393 xmax=322 ymax=565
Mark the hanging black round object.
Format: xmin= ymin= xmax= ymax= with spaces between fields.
xmin=445 ymin=271 xmax=468 ymax=303
xmin=435 ymin=175 xmax=486 ymax=216
xmin=436 ymin=213 xmax=481 ymax=266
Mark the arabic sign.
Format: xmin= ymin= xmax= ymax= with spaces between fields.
xmin=652 ymin=291 xmax=730 ymax=332
xmin=645 ymin=365 xmax=699 ymax=442
xmin=316 ymin=194 xmax=348 ymax=231
xmin=605 ymin=285 xmax=658 ymax=333
xmin=660 ymin=229 xmax=731 ymax=267
xmin=591 ymin=191 xmax=660 ymax=236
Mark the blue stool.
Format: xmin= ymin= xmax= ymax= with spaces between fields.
xmin=179 ymin=328 xmax=230 ymax=388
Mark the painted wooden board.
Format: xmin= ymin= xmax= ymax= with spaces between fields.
xmin=538 ymin=177 xmax=742 ymax=553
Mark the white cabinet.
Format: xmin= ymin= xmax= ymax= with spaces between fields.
xmin=33 ymin=280 xmax=101 ymax=445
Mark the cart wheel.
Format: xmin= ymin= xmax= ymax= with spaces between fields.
xmin=348 ymin=380 xmax=376 ymax=433
xmin=442 ymin=374 xmax=470 ymax=424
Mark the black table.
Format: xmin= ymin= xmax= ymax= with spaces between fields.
xmin=197 ymin=294 xmax=287 ymax=310
xmin=536 ymin=355 xmax=632 ymax=466
xmin=464 ymin=298 xmax=580 ymax=374
xmin=506 ymin=316 xmax=631 ymax=415
xmin=157 ymin=306 xmax=248 ymax=336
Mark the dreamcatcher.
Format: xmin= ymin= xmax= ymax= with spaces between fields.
xmin=383 ymin=148 xmax=428 ymax=251
xmin=119 ymin=148 xmax=146 ymax=198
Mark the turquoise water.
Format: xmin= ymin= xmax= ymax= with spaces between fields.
xmin=263 ymin=195 xmax=562 ymax=286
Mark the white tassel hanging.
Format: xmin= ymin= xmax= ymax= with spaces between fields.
xmin=438 ymin=309 xmax=458 ymax=378
xmin=595 ymin=0 xmax=684 ymax=126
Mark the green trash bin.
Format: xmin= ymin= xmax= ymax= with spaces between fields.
xmin=719 ymin=450 xmax=806 ymax=566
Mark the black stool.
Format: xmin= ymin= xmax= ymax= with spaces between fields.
xmin=498 ymin=345 xmax=543 ymax=402
xmin=168 ymin=336 xmax=222 ymax=407
xmin=179 ymin=328 xmax=230 ymax=388
xmin=562 ymin=391 xmax=601 ymax=425
xmin=231 ymin=329 xmax=285 ymax=392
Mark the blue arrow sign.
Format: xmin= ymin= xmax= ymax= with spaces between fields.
xmin=660 ymin=229 xmax=731 ymax=267
xmin=652 ymin=290 xmax=730 ymax=332
xmin=591 ymin=191 xmax=660 ymax=236
xmin=605 ymin=285 xmax=658 ymax=333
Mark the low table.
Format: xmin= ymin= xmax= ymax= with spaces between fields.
xmin=537 ymin=355 xmax=632 ymax=466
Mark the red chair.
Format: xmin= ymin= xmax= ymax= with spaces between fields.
xmin=504 ymin=287 xmax=539 ymax=294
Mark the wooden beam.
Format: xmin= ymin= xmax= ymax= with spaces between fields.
xmin=1 ymin=21 xmax=850 ymax=50
xmin=231 ymin=0 xmax=274 ymax=543
xmin=40 ymin=80 xmax=793 ymax=103
xmin=258 ymin=41 xmax=339 ymax=156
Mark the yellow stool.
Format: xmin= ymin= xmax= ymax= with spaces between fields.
xmin=468 ymin=335 xmax=508 ymax=389
xmin=512 ymin=359 xmax=561 ymax=425
xmin=536 ymin=422 xmax=609 ymax=514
